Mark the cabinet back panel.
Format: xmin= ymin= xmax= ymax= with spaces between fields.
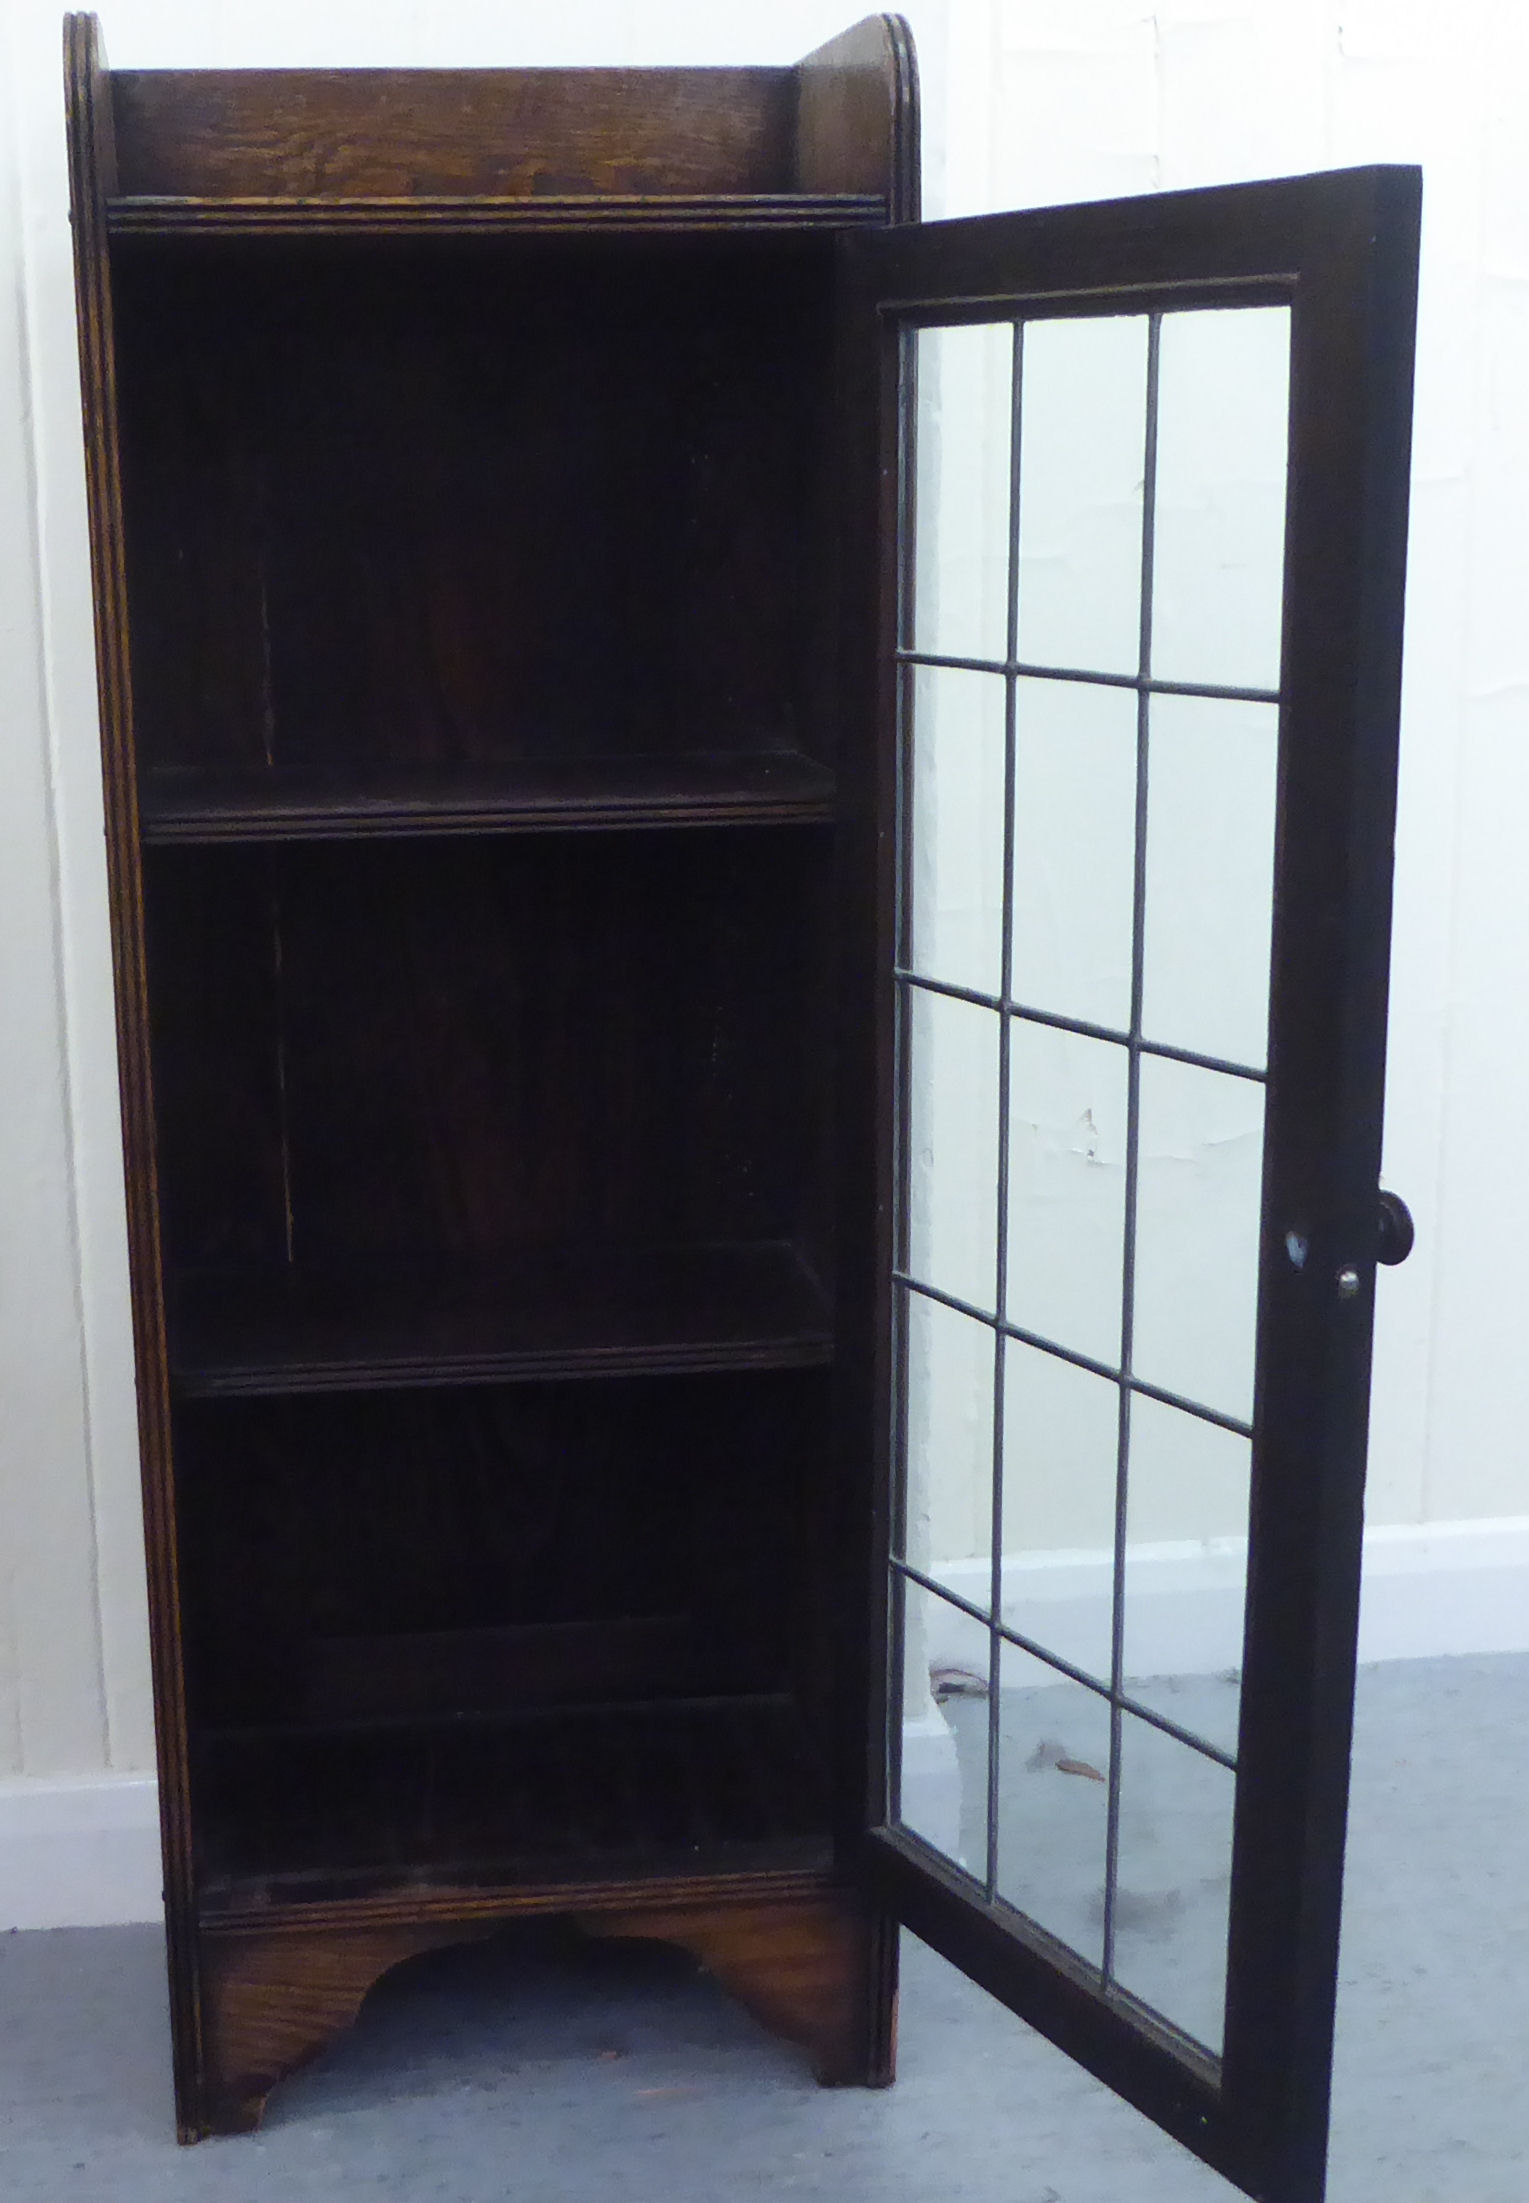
xmin=173 ymin=1372 xmax=825 ymax=1730
xmin=144 ymin=830 xmax=831 ymax=1276
xmin=194 ymin=1694 xmax=832 ymax=1904
xmin=112 ymin=236 xmax=835 ymax=774
xmin=176 ymin=1371 xmax=836 ymax=1900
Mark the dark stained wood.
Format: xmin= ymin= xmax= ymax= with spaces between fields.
xmin=143 ymin=833 xmax=832 ymax=1299
xmin=300 ymin=1614 xmax=710 ymax=1724
xmin=574 ymin=1886 xmax=896 ymax=2087
xmin=67 ymin=9 xmax=913 ymax=2145
xmin=111 ymin=66 xmax=800 ymax=200
xmin=193 ymin=1873 xmax=886 ymax=2135
xmin=167 ymin=1244 xmax=831 ymax=1394
xmin=63 ymin=10 xmax=206 ymax=2143
xmin=195 ymin=1697 xmax=833 ymax=1911
xmin=139 ymin=751 xmax=836 ymax=843
xmin=794 ymin=13 xmax=919 ymax=222
xmin=171 ymin=1372 xmax=829 ymax=1718
xmin=108 ymin=192 xmax=885 ymax=236
xmin=111 ymin=236 xmax=837 ymax=781
xmin=198 ymin=1862 xmax=836 ymax=1938
xmin=827 ymin=79 xmax=904 ymax=1908
xmin=176 ymin=1372 xmax=823 ymax=1671
xmin=197 ymin=1915 xmax=507 ymax=2133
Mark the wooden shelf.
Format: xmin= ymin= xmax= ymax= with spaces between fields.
xmin=108 ymin=193 xmax=887 ymax=239
xmin=195 ymin=1691 xmax=832 ymax=1917
xmin=139 ymin=752 xmax=836 ymax=844
xmin=168 ymin=1242 xmax=832 ymax=1396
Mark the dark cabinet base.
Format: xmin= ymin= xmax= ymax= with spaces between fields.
xmin=192 ymin=1879 xmax=898 ymax=2139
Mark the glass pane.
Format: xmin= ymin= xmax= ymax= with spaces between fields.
xmin=993 ymin=1637 xmax=1109 ymax=1971
xmin=1010 ymin=676 xmax=1136 ymax=1032
xmin=1015 ymin=314 xmax=1149 ymax=677
xmin=1132 ymin=1057 xmax=1264 ymax=1424
xmin=897 ymin=1574 xmax=989 ymax=1873
xmin=1006 ymin=1021 xmax=1128 ymax=1368
xmin=1142 ymin=694 xmax=1277 ymax=1071
xmin=907 ymin=666 xmax=1006 ymax=997
xmin=901 ymin=1287 xmax=996 ymax=1613
xmin=905 ymin=989 xmax=1000 ymax=1314
xmin=1150 ymin=306 xmax=1291 ymax=693
xmin=1123 ymin=1394 xmax=1251 ymax=1761
xmin=912 ymin=322 xmax=1014 ymax=662
xmin=1001 ymin=1341 xmax=1119 ymax=1684
xmin=1111 ymin=1713 xmax=1235 ymax=2054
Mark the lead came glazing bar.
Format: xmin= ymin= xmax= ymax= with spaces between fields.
xmin=892 ymin=1271 xmax=1255 ymax=1441
xmin=895 ymin=648 xmax=1279 ymax=709
xmin=892 ymin=1559 xmax=1237 ymax=1774
xmin=894 ymin=968 xmax=1268 ymax=1085
xmin=985 ymin=318 xmax=1025 ymax=1903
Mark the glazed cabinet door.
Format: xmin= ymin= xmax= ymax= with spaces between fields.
xmin=836 ymin=168 xmax=1420 ymax=2203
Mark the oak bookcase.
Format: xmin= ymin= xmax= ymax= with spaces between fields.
xmin=66 ymin=10 xmax=914 ymax=2137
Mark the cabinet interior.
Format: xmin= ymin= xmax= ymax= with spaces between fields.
xmin=113 ymin=233 xmax=839 ymax=819
xmin=115 ymin=227 xmax=845 ymax=1917
xmin=143 ymin=828 xmax=833 ymax=1389
xmin=174 ymin=1372 xmax=835 ymax=1910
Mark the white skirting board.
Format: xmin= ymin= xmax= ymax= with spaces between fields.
xmin=4 ymin=1516 xmax=1527 ymax=1932
xmin=0 ymin=1774 xmax=161 ymax=1930
xmin=915 ymin=1514 xmax=1529 ymax=1680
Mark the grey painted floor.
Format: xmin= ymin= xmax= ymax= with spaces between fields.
xmin=2 ymin=1654 xmax=1526 ymax=2203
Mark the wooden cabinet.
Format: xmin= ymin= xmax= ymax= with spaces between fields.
xmin=66 ymin=16 xmax=1419 ymax=2199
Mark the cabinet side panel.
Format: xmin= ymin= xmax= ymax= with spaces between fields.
xmin=63 ymin=9 xmax=202 ymax=2140
xmin=109 ymin=67 xmax=798 ymax=200
xmin=794 ymin=14 xmax=919 ymax=222
xmin=826 ymin=239 xmax=903 ymax=1858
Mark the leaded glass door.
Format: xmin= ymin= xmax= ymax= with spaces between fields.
xmin=837 ymin=168 xmax=1420 ymax=2203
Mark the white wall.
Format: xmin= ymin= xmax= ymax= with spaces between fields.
xmin=926 ymin=0 xmax=1529 ymax=1546
xmin=1 ymin=0 xmax=1528 ymax=1925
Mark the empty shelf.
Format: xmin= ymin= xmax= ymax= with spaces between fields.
xmin=139 ymin=752 xmax=836 ymax=843
xmin=169 ymin=1242 xmax=832 ymax=1395
xmin=195 ymin=1691 xmax=832 ymax=1916
xmin=109 ymin=192 xmax=887 ymax=238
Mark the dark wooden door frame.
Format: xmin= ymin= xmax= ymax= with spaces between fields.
xmin=835 ymin=166 xmax=1421 ymax=2203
